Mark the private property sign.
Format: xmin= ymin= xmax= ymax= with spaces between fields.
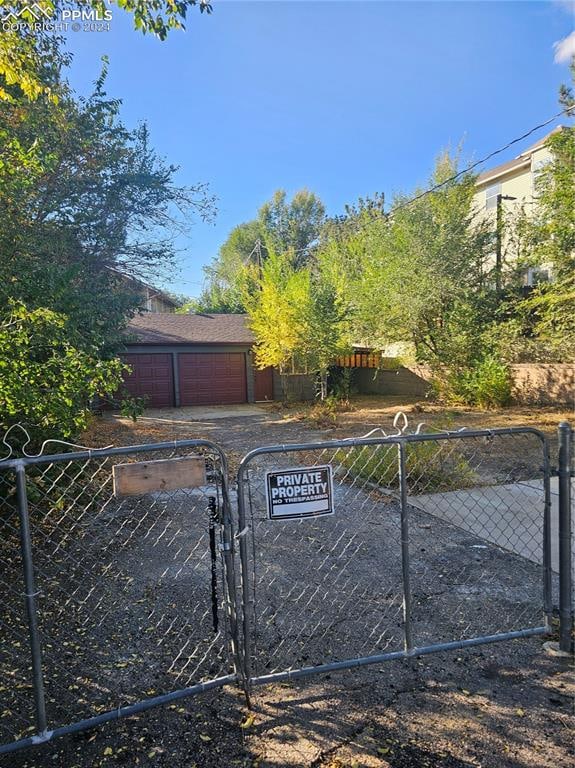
xmin=265 ymin=465 xmax=334 ymax=520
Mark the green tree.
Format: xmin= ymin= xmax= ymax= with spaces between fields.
xmin=198 ymin=190 xmax=325 ymax=313
xmin=300 ymin=279 xmax=349 ymax=400
xmin=320 ymin=152 xmax=506 ymax=403
xmin=0 ymin=302 xmax=125 ymax=445
xmin=355 ymin=153 xmax=493 ymax=365
xmin=195 ymin=221 xmax=263 ymax=312
xmin=0 ymin=41 xmax=213 ymax=441
xmin=259 ymin=189 xmax=325 ymax=264
xmin=521 ymin=122 xmax=575 ymax=360
xmin=494 ymin=59 xmax=575 ymax=362
xmin=0 ymin=59 xmax=214 ymax=354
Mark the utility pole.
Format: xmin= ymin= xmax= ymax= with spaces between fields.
xmin=255 ymin=239 xmax=263 ymax=281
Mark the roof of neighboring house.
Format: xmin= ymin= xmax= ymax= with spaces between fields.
xmin=107 ymin=268 xmax=179 ymax=308
xmin=125 ymin=313 xmax=255 ymax=345
xmin=476 ymin=126 xmax=562 ymax=187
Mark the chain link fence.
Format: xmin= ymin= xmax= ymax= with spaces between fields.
xmin=1 ymin=421 xmax=570 ymax=756
xmin=0 ymin=439 xmax=238 ymax=755
xmin=236 ymin=427 xmax=552 ymax=688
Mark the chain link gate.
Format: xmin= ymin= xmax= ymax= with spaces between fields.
xmin=0 ymin=438 xmax=240 ymax=756
xmin=0 ymin=422 xmax=567 ymax=756
xmin=236 ymin=427 xmax=553 ymax=690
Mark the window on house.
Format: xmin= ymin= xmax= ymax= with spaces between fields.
xmin=485 ymin=182 xmax=501 ymax=209
xmin=523 ymin=266 xmax=550 ymax=287
xmin=532 ymin=158 xmax=550 ymax=197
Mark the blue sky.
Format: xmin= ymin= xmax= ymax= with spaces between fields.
xmin=64 ymin=1 xmax=574 ymax=297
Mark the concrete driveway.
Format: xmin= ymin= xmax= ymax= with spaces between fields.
xmin=118 ymin=404 xmax=271 ymax=423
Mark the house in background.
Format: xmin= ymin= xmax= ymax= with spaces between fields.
xmin=473 ymin=126 xmax=561 ymax=286
xmin=109 ymin=268 xmax=179 ymax=313
xmin=124 ymin=274 xmax=179 ymax=313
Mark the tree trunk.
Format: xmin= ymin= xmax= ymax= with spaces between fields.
xmin=320 ymin=369 xmax=328 ymax=401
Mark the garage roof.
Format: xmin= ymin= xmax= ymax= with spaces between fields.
xmin=126 ymin=313 xmax=255 ymax=345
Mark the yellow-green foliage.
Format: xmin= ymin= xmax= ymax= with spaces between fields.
xmin=243 ymin=247 xmax=310 ymax=372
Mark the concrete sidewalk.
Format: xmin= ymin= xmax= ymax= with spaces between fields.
xmin=409 ymin=478 xmax=559 ymax=571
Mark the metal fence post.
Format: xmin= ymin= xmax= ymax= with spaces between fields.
xmin=15 ymin=463 xmax=48 ymax=734
xmin=235 ymin=465 xmax=253 ymax=706
xmin=542 ymin=437 xmax=553 ymax=628
xmin=557 ymin=422 xmax=573 ymax=654
xmin=398 ymin=442 xmax=413 ymax=652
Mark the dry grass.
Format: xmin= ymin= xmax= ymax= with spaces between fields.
xmin=280 ymin=395 xmax=575 ymax=440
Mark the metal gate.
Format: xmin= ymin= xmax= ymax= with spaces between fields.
xmin=0 ymin=438 xmax=238 ymax=755
xmin=1 ymin=421 xmax=572 ymax=756
xmin=236 ymin=427 xmax=553 ymax=688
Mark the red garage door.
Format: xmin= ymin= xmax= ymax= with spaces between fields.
xmin=122 ymin=354 xmax=174 ymax=408
xmin=179 ymin=353 xmax=247 ymax=406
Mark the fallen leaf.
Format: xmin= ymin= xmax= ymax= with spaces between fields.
xmin=199 ymin=734 xmax=212 ymax=742
xmin=240 ymin=714 xmax=256 ymax=729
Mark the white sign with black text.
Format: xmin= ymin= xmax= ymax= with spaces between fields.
xmin=265 ymin=465 xmax=334 ymax=520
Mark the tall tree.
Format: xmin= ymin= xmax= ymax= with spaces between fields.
xmin=244 ymin=246 xmax=350 ymax=400
xmin=354 ymin=152 xmax=493 ymax=368
xmin=0 ymin=58 xmax=214 ymax=353
xmin=194 ymin=221 xmax=263 ymax=313
xmin=258 ymin=189 xmax=325 ymax=264
xmin=243 ymin=248 xmax=309 ymax=375
xmin=198 ymin=189 xmax=325 ymax=313
xmin=0 ymin=41 xmax=214 ymax=440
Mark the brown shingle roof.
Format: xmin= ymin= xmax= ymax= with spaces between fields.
xmin=126 ymin=313 xmax=255 ymax=345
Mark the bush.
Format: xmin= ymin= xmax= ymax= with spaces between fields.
xmin=337 ymin=439 xmax=476 ymax=494
xmin=0 ymin=302 xmax=126 ymax=449
xmin=444 ymin=356 xmax=513 ymax=409
xmin=119 ymin=392 xmax=148 ymax=422
xmin=328 ymin=367 xmax=356 ymax=402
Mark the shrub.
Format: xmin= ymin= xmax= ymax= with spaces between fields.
xmin=446 ymin=356 xmax=512 ymax=409
xmin=337 ymin=439 xmax=476 ymax=494
xmin=119 ymin=392 xmax=148 ymax=422
xmin=0 ymin=302 xmax=126 ymax=449
xmin=328 ymin=367 xmax=356 ymax=402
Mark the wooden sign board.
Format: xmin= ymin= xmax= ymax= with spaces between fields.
xmin=113 ymin=455 xmax=207 ymax=496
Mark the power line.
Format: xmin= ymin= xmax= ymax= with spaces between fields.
xmin=392 ymin=105 xmax=574 ymax=214
xmin=242 ymin=105 xmax=574 ymax=259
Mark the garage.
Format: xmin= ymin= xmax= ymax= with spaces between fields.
xmin=121 ymin=313 xmax=258 ymax=407
xmin=179 ymin=352 xmax=247 ymax=405
xmin=122 ymin=353 xmax=174 ymax=408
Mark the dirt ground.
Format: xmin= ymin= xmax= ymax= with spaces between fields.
xmin=3 ymin=397 xmax=574 ymax=768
